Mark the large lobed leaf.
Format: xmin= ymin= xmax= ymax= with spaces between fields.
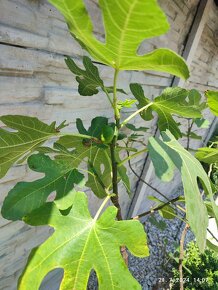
xmin=131 ymin=85 xmax=202 ymax=138
xmin=148 ymin=130 xmax=218 ymax=251
xmin=49 ymin=0 xmax=189 ymax=79
xmin=18 ymin=191 xmax=149 ymax=290
xmin=2 ymin=116 xmax=129 ymax=221
xmin=1 ymin=154 xmax=85 ymax=220
xmin=0 ymin=115 xmax=58 ymax=178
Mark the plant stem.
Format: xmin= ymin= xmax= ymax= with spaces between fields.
xmin=110 ymin=69 xmax=128 ymax=264
xmin=110 ymin=69 xmax=122 ymax=220
xmin=113 ymin=69 xmax=120 ymax=127
xmin=121 ymin=103 xmax=153 ymax=127
xmin=110 ymin=142 xmax=122 ymax=220
xmin=133 ymin=196 xmax=183 ymax=219
xmin=186 ymin=119 xmax=194 ymax=151
xmin=179 ymin=223 xmax=189 ymax=290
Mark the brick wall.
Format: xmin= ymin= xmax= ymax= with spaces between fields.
xmin=0 ymin=0 xmax=217 ymax=289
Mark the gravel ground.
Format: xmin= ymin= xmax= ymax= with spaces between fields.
xmin=128 ymin=213 xmax=194 ymax=290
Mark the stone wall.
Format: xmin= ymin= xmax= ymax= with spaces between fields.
xmin=130 ymin=0 xmax=218 ymax=217
xmin=0 ymin=0 xmax=217 ymax=289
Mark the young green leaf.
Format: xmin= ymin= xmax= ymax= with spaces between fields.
xmin=129 ymin=83 xmax=153 ymax=121
xmin=148 ymin=130 xmax=218 ymax=251
xmin=117 ymin=99 xmax=137 ymax=110
xmin=188 ymin=89 xmax=207 ymax=111
xmin=131 ymin=85 xmax=202 ymax=138
xmin=0 ymin=115 xmax=58 ymax=178
xmin=86 ymin=117 xmax=109 ymax=139
xmin=205 ymin=90 xmax=218 ymax=116
xmin=1 ymin=154 xmax=85 ymax=220
xmin=65 ymin=56 xmax=104 ymax=96
xmin=76 ymin=118 xmax=89 ymax=135
xmin=159 ymin=206 xmax=176 ymax=220
xmin=147 ymin=196 xmax=176 ymax=219
xmin=105 ymin=86 xmax=127 ymax=95
xmin=194 ymin=118 xmax=210 ymax=129
xmin=125 ymin=123 xmax=148 ymax=132
xmin=65 ymin=56 xmax=126 ymax=97
xmin=182 ymin=132 xmax=202 ymax=140
xmin=195 ymin=147 xmax=218 ymax=164
xmin=76 ymin=116 xmax=108 ymax=139
xmin=56 ymin=120 xmax=69 ymax=131
xmin=49 ymin=0 xmax=189 ymax=79
xmin=128 ymin=133 xmax=144 ymax=142
xmin=18 ymin=191 xmax=149 ymax=290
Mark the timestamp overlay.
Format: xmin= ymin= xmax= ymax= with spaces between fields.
xmin=158 ymin=277 xmax=210 ymax=284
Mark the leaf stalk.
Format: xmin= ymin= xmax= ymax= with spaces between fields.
xmin=94 ymin=194 xmax=113 ymax=221
xmin=121 ymin=102 xmax=153 ymax=127
xmin=118 ymin=148 xmax=148 ymax=167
